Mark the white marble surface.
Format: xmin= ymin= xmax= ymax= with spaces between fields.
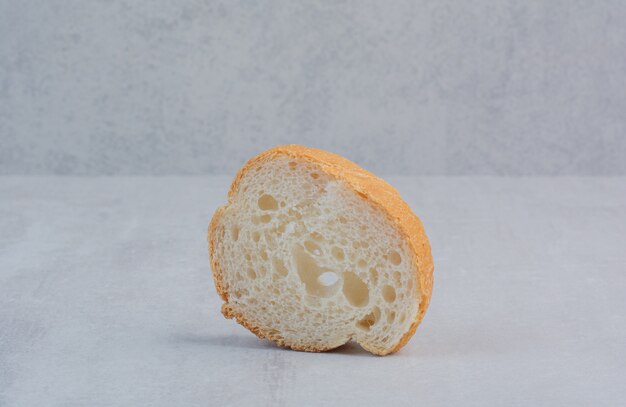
xmin=2 ymin=1 xmax=626 ymax=176
xmin=1 ymin=176 xmax=625 ymax=406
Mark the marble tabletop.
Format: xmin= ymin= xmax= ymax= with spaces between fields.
xmin=1 ymin=176 xmax=625 ymax=406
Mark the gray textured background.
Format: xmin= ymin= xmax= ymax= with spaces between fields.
xmin=1 ymin=0 xmax=625 ymax=176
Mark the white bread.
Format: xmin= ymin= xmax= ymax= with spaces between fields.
xmin=208 ymin=145 xmax=433 ymax=355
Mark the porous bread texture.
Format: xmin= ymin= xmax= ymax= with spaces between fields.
xmin=209 ymin=145 xmax=433 ymax=355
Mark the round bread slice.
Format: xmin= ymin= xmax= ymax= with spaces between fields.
xmin=208 ymin=145 xmax=433 ymax=355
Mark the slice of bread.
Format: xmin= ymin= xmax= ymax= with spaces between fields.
xmin=208 ymin=145 xmax=433 ymax=355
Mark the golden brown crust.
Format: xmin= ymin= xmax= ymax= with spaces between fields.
xmin=208 ymin=144 xmax=434 ymax=355
xmin=208 ymin=205 xmax=228 ymax=302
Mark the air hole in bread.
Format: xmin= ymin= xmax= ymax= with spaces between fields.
xmin=247 ymin=268 xmax=257 ymax=279
xmin=310 ymin=232 xmax=324 ymax=241
xmin=382 ymin=285 xmax=396 ymax=303
xmin=386 ymin=311 xmax=396 ymax=323
xmin=357 ymin=259 xmax=367 ymax=269
xmin=310 ymin=173 xmax=319 ymax=179
xmin=272 ymin=258 xmax=289 ymax=277
xmin=331 ymin=247 xmax=345 ymax=261
xmin=293 ymin=246 xmax=340 ymax=297
xmin=318 ymin=272 xmax=339 ymax=286
xmin=260 ymin=214 xmax=272 ymax=224
xmin=234 ymin=288 xmax=249 ymax=298
xmin=393 ymin=271 xmax=401 ymax=284
xmin=288 ymin=209 xmax=302 ymax=220
xmin=369 ymin=268 xmax=379 ymax=285
xmin=252 ymin=231 xmax=260 ymax=242
xmin=295 ymin=198 xmax=314 ymax=209
xmin=258 ymin=194 xmax=278 ymax=211
xmin=230 ymin=225 xmax=239 ymax=241
xmin=356 ymin=307 xmax=380 ymax=331
xmin=388 ymin=250 xmax=402 ymax=265
xmin=259 ymin=250 xmax=268 ymax=261
xmin=288 ymin=161 xmax=297 ymax=169
xmin=342 ymin=271 xmax=369 ymax=308
xmin=304 ymin=240 xmax=322 ymax=256
xmin=338 ymin=216 xmax=347 ymax=224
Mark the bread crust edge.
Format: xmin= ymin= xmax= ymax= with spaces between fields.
xmin=208 ymin=144 xmax=434 ymax=356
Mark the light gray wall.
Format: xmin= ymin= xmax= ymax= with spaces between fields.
xmin=1 ymin=0 xmax=625 ymax=176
